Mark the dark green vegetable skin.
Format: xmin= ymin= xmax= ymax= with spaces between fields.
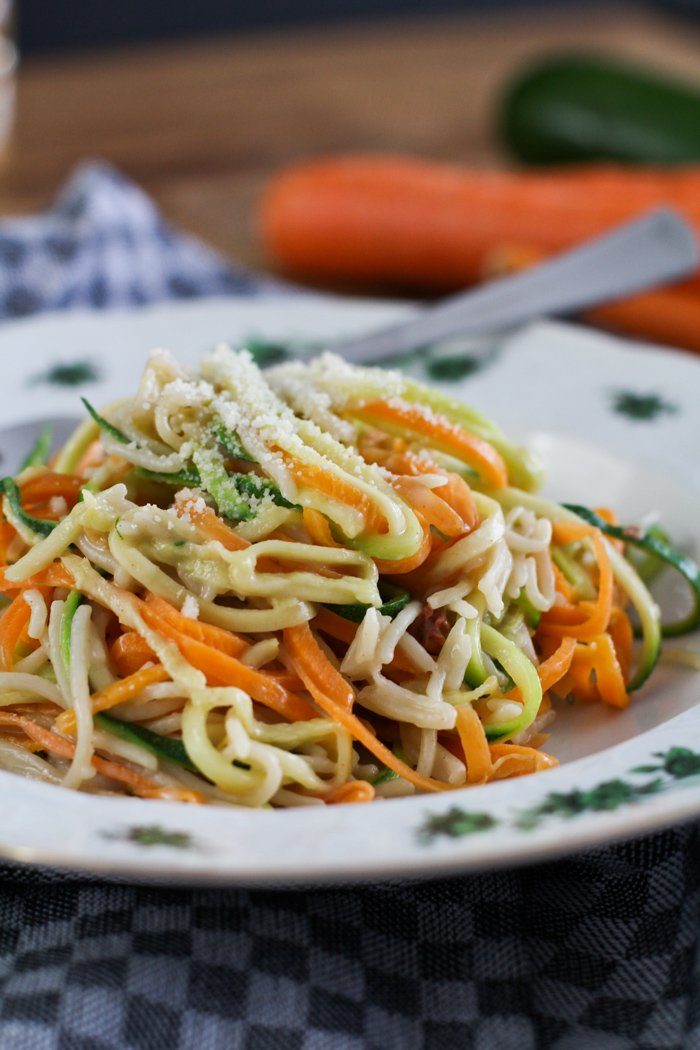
xmin=327 ymin=583 xmax=411 ymax=623
xmin=1 ymin=478 xmax=56 ymax=536
xmin=501 ymin=54 xmax=700 ymax=164
xmin=20 ymin=424 xmax=53 ymax=471
xmin=95 ymin=712 xmax=251 ymax=773
xmin=564 ymin=504 xmax=700 ymax=637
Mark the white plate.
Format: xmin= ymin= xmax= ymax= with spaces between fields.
xmin=0 ymin=295 xmax=699 ymax=884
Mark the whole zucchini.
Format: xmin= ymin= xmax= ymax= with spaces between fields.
xmin=500 ymin=53 xmax=700 ymax=164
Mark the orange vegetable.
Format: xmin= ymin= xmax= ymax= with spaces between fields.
xmin=0 ymin=562 xmax=73 ymax=594
xmin=110 ymin=632 xmax=156 ymax=677
xmin=0 ymin=520 xmax=17 ymax=562
xmin=440 ymin=474 xmax=479 ymax=532
xmin=535 ymin=636 xmax=577 ymax=693
xmin=608 ymin=606 xmax=634 ymax=681
xmin=56 ymin=664 xmax=170 ymax=734
xmin=391 ymin=476 xmax=466 ymax=538
xmin=551 ymin=562 xmax=574 ymax=603
xmin=313 ymin=607 xmax=417 ymax=675
xmin=353 ymin=399 xmax=508 ymax=488
xmin=313 ymin=606 xmax=358 ymax=646
xmin=560 ymin=634 xmax=629 ymax=708
xmin=324 ymin=780 xmax=376 ymax=804
xmin=284 ymin=623 xmax=446 ymax=792
xmin=140 ymin=612 xmax=316 ymax=723
xmin=539 ymin=523 xmax=613 ymax=640
xmin=303 ymin=508 xmax=340 ymax=547
xmin=489 ymin=743 xmax=558 ymax=779
xmin=280 ymin=620 xmax=353 ymax=712
xmin=588 ymin=285 xmax=700 ymax=355
xmin=373 ymin=515 xmax=432 ymax=575
xmin=484 ymin=234 xmax=700 ymax=355
xmin=280 ymin=452 xmax=385 ymax=533
xmin=455 ymin=704 xmax=493 ymax=783
xmin=175 ymin=494 xmax=250 ymax=551
xmin=20 ymin=472 xmax=82 ymax=508
xmin=261 ymin=156 xmax=700 ymax=292
xmin=0 ymin=592 xmax=33 ymax=670
xmin=143 ymin=594 xmax=248 ymax=658
xmin=0 ymin=710 xmax=202 ymax=802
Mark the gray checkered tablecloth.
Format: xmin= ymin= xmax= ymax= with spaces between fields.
xmin=0 ymin=163 xmax=698 ymax=1050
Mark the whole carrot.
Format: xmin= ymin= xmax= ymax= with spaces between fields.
xmin=260 ymin=155 xmax=700 ymax=291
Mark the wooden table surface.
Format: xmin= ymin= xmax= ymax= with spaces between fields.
xmin=4 ymin=6 xmax=700 ymax=281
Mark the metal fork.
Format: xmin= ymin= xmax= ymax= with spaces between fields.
xmin=332 ymin=208 xmax=698 ymax=364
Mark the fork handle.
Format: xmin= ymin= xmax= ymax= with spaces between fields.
xmin=333 ymin=208 xmax=698 ymax=364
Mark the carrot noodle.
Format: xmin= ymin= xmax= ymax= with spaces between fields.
xmin=57 ymin=664 xmax=170 ymax=734
xmin=352 ymin=399 xmax=508 ymax=488
xmin=0 ymin=593 xmax=33 ymax=670
xmin=21 ymin=473 xmax=83 ymax=508
xmin=455 ymin=704 xmax=493 ymax=783
xmin=539 ymin=523 xmax=613 ymax=639
xmin=324 ymin=780 xmax=375 ymax=804
xmin=110 ymin=632 xmax=156 ymax=676
xmin=0 ymin=711 xmax=202 ymax=802
xmin=0 ymin=344 xmax=673 ymax=807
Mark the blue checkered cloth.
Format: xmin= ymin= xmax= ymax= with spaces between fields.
xmin=0 ymin=162 xmax=698 ymax=1050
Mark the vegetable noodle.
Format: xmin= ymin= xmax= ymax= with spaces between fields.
xmin=0 ymin=345 xmax=694 ymax=807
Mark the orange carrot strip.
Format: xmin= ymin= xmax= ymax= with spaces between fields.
xmin=56 ymin=664 xmax=170 ymax=734
xmin=455 ymin=704 xmax=493 ymax=783
xmin=143 ymin=594 xmax=248 ymax=657
xmin=0 ymin=520 xmax=17 ymax=562
xmin=313 ymin=607 xmax=358 ymax=646
xmin=539 ymin=523 xmax=613 ymax=640
xmin=588 ymin=284 xmax=700 ymax=355
xmin=303 ymin=507 xmax=341 ymax=547
xmin=441 ymin=473 xmax=479 ymax=531
xmin=110 ymin=632 xmax=156 ymax=677
xmin=0 ymin=562 xmax=73 ymax=594
xmin=374 ymin=515 xmax=432 ymax=575
xmin=278 ymin=619 xmax=353 ymax=712
xmin=265 ymin=669 xmax=306 ymax=692
xmin=391 ymin=476 xmax=466 ymax=538
xmin=551 ymin=562 xmax=574 ymax=603
xmin=489 ymin=743 xmax=558 ymax=779
xmin=354 ymin=399 xmax=508 ymax=488
xmin=139 ymin=612 xmax=316 ymax=722
xmin=312 ymin=607 xmax=417 ymax=674
xmin=536 ymin=636 xmax=577 ymax=693
xmin=608 ymin=606 xmax=634 ymax=681
xmin=590 ymin=634 xmax=629 ymax=708
xmin=175 ymin=494 xmax=250 ymax=551
xmin=21 ymin=472 xmax=83 ymax=507
xmin=284 ymin=623 xmax=446 ymax=793
xmin=280 ymin=452 xmax=385 ymax=533
xmin=0 ymin=592 xmax=32 ymax=670
xmin=324 ymin=781 xmax=376 ymax=804
xmin=0 ymin=711 xmax=202 ymax=802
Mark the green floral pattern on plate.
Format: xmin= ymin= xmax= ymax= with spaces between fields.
xmin=611 ymin=390 xmax=678 ymax=421
xmin=104 ymin=825 xmax=195 ymax=849
xmin=29 ymin=360 xmax=101 ymax=387
xmin=418 ymin=747 xmax=700 ymax=844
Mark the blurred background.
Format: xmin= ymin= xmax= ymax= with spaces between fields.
xmin=19 ymin=2 xmax=694 ymax=53
xmin=2 ymin=0 xmax=700 ymax=349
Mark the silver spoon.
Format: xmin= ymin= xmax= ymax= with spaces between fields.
xmin=332 ymin=207 xmax=698 ymax=364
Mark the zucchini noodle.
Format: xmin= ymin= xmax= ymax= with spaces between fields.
xmin=0 ymin=345 xmax=690 ymax=806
